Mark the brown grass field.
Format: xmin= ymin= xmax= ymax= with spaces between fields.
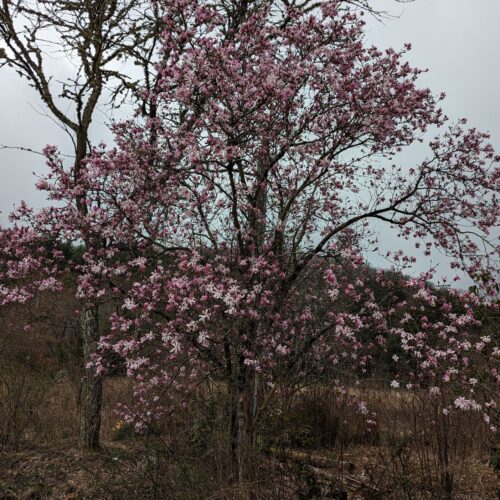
xmin=0 ymin=296 xmax=498 ymax=499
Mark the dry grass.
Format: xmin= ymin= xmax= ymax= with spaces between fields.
xmin=0 ymin=372 xmax=498 ymax=499
xmin=0 ymin=298 xmax=498 ymax=498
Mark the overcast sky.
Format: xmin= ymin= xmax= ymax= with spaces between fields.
xmin=0 ymin=0 xmax=499 ymax=282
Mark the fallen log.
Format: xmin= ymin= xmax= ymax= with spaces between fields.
xmin=266 ymin=447 xmax=355 ymax=471
xmin=266 ymin=447 xmax=382 ymax=498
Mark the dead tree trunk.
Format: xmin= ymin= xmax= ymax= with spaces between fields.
xmin=78 ymin=306 xmax=103 ymax=449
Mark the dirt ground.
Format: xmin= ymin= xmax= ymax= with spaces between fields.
xmin=1 ymin=442 xmax=498 ymax=499
xmin=0 ymin=443 xmax=144 ymax=500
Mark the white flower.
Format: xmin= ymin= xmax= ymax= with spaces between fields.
xmin=454 ymin=397 xmax=481 ymax=411
xmin=197 ymin=331 xmax=209 ymax=347
xmin=358 ymin=401 xmax=368 ymax=415
xmin=123 ymin=298 xmax=137 ymax=310
xmin=276 ymin=344 xmax=289 ymax=356
xmin=390 ymin=380 xmax=400 ymax=389
xmin=171 ymin=337 xmax=181 ymax=354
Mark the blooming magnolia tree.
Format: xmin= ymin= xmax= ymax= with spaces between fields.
xmin=0 ymin=0 xmax=498 ymax=478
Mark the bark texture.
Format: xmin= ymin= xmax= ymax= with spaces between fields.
xmin=78 ymin=307 xmax=103 ymax=449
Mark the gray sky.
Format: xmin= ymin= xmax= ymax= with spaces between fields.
xmin=364 ymin=0 xmax=500 ymax=279
xmin=1 ymin=0 xmax=499 ymax=281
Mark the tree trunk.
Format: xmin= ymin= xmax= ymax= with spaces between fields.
xmin=229 ymin=367 xmax=262 ymax=493
xmin=78 ymin=306 xmax=103 ymax=449
xmin=74 ymin=118 xmax=105 ymax=450
xmin=231 ymin=364 xmax=255 ymax=480
xmin=230 ymin=378 xmax=245 ymax=482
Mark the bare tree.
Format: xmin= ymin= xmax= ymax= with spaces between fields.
xmin=0 ymin=0 xmax=163 ymax=449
